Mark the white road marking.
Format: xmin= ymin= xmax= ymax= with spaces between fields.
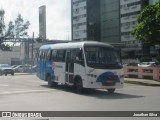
xmin=0 ymin=89 xmax=53 ymax=95
xmin=25 ymin=80 xmax=47 ymax=84
xmin=0 ymin=84 xmax=9 ymax=87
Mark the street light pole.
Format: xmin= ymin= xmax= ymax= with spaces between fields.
xmin=31 ymin=32 xmax=34 ymax=69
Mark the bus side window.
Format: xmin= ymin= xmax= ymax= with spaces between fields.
xmin=75 ymin=48 xmax=84 ymax=65
xmin=56 ymin=50 xmax=65 ymax=62
xmin=69 ymin=49 xmax=81 ymax=62
xmin=41 ymin=51 xmax=45 ymax=61
xmin=49 ymin=50 xmax=52 ymax=61
xmin=37 ymin=50 xmax=40 ymax=61
xmin=51 ymin=50 xmax=57 ymax=61
xmin=39 ymin=51 xmax=43 ymax=61
xmin=70 ymin=49 xmax=76 ymax=61
xmin=46 ymin=50 xmax=51 ymax=61
xmin=44 ymin=51 xmax=47 ymax=61
xmin=76 ymin=49 xmax=83 ymax=61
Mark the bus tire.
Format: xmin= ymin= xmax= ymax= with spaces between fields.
xmin=75 ymin=79 xmax=83 ymax=94
xmin=107 ymin=89 xmax=115 ymax=94
xmin=47 ymin=74 xmax=54 ymax=87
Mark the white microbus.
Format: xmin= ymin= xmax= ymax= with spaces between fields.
xmin=36 ymin=41 xmax=124 ymax=94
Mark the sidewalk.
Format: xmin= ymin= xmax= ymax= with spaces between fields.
xmin=124 ymin=78 xmax=160 ymax=86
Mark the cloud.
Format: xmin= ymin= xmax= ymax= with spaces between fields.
xmin=0 ymin=0 xmax=71 ymax=40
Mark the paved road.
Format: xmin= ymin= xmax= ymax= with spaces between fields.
xmin=0 ymin=74 xmax=160 ymax=120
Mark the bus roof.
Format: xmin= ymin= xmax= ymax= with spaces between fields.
xmin=39 ymin=41 xmax=114 ymax=50
xmin=39 ymin=44 xmax=53 ymax=50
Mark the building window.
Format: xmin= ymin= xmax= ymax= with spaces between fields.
xmin=121 ymin=11 xmax=140 ymax=18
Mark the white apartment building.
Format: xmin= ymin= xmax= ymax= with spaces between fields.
xmin=120 ymin=0 xmax=143 ymax=57
xmin=72 ymin=0 xmax=87 ymax=41
xmin=120 ymin=0 xmax=159 ymax=57
xmin=149 ymin=0 xmax=159 ymax=4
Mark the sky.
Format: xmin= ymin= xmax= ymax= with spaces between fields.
xmin=0 ymin=0 xmax=71 ymax=40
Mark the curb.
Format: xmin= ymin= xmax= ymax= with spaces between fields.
xmin=124 ymin=80 xmax=160 ymax=86
xmin=15 ymin=73 xmax=36 ymax=75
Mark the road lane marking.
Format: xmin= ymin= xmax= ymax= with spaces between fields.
xmin=25 ymin=80 xmax=47 ymax=84
xmin=0 ymin=84 xmax=9 ymax=87
xmin=0 ymin=89 xmax=53 ymax=95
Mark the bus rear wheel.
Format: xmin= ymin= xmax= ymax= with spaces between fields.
xmin=107 ymin=89 xmax=115 ymax=94
xmin=47 ymin=75 xmax=54 ymax=87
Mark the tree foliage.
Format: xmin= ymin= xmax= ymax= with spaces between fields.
xmin=0 ymin=43 xmax=11 ymax=51
xmin=0 ymin=9 xmax=5 ymax=46
xmin=35 ymin=35 xmax=45 ymax=43
xmin=132 ymin=2 xmax=160 ymax=45
xmin=14 ymin=14 xmax=30 ymax=39
xmin=0 ymin=9 xmax=30 ymax=51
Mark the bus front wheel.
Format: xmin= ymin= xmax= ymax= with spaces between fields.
xmin=75 ymin=79 xmax=83 ymax=94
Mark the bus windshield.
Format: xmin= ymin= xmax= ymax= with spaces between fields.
xmin=84 ymin=46 xmax=122 ymax=69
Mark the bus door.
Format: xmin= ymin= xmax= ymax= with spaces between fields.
xmin=41 ymin=51 xmax=46 ymax=80
xmin=65 ymin=51 xmax=74 ymax=84
xmin=37 ymin=50 xmax=45 ymax=80
xmin=53 ymin=49 xmax=66 ymax=84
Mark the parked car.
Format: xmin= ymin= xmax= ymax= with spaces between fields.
xmin=11 ymin=65 xmax=18 ymax=68
xmin=32 ymin=65 xmax=36 ymax=72
xmin=126 ymin=62 xmax=138 ymax=66
xmin=13 ymin=65 xmax=25 ymax=73
xmin=0 ymin=64 xmax=14 ymax=76
xmin=138 ymin=62 xmax=160 ymax=67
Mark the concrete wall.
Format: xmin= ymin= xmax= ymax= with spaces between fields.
xmin=0 ymin=51 xmax=20 ymax=65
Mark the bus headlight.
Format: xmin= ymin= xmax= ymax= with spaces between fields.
xmin=87 ymin=74 xmax=97 ymax=78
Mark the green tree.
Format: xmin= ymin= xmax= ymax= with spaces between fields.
xmin=0 ymin=9 xmax=5 ymax=46
xmin=5 ymin=21 xmax=15 ymax=39
xmin=14 ymin=14 xmax=30 ymax=39
xmin=35 ymin=35 xmax=45 ymax=43
xmin=0 ymin=9 xmax=30 ymax=51
xmin=131 ymin=2 xmax=160 ymax=45
xmin=0 ymin=43 xmax=11 ymax=51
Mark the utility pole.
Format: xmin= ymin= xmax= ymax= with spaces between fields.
xmin=31 ymin=32 xmax=34 ymax=69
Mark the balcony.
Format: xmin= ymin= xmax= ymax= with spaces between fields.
xmin=124 ymin=16 xmax=130 ymax=20
xmin=131 ymin=5 xmax=137 ymax=9
xmin=124 ymin=25 xmax=130 ymax=29
xmin=124 ymin=7 xmax=129 ymax=10
xmin=124 ymin=35 xmax=130 ymax=38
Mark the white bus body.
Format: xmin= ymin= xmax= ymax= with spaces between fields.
xmin=37 ymin=41 xmax=124 ymax=93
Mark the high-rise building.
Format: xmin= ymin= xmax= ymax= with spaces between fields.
xmin=101 ymin=0 xmax=121 ymax=44
xmin=149 ymin=0 xmax=159 ymax=4
xmin=39 ymin=5 xmax=46 ymax=40
xmin=0 ymin=9 xmax=5 ymax=38
xmin=120 ymin=0 xmax=149 ymax=57
xmin=71 ymin=0 xmax=100 ymax=41
xmin=71 ymin=0 xmax=121 ymax=45
xmin=71 ymin=0 xmax=159 ymax=57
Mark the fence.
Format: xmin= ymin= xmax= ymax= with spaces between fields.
xmin=124 ymin=66 xmax=160 ymax=81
